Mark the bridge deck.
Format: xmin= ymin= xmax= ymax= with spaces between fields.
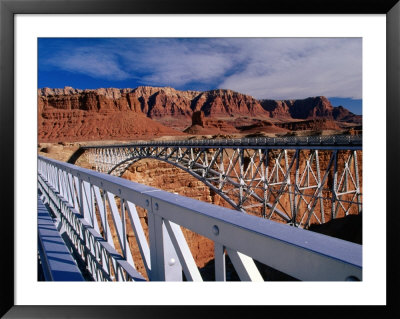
xmin=82 ymin=135 xmax=362 ymax=150
xmin=38 ymin=194 xmax=84 ymax=281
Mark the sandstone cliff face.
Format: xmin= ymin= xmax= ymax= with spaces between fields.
xmin=289 ymin=96 xmax=334 ymax=119
xmin=259 ymin=99 xmax=292 ymax=119
xmin=332 ymin=106 xmax=362 ymax=124
xmin=144 ymin=89 xmax=193 ymax=118
xmin=38 ymin=86 xmax=361 ymax=142
xmin=38 ymin=87 xmax=197 ymax=142
xmin=192 ymin=89 xmax=269 ymax=118
xmin=39 ymin=87 xmax=269 ymax=119
xmin=39 ymin=86 xmax=360 ymax=123
xmin=39 ymin=87 xmax=360 ymax=123
xmin=261 ymin=96 xmax=332 ymax=119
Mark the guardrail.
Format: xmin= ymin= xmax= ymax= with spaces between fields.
xmin=37 ymin=194 xmax=85 ymax=281
xmin=38 ymin=155 xmax=362 ymax=281
xmin=81 ymin=135 xmax=362 ymax=150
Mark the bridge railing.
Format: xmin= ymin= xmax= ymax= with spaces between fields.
xmin=38 ymin=155 xmax=362 ymax=282
xmin=82 ymin=135 xmax=362 ymax=149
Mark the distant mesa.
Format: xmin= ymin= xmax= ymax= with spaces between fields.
xmin=260 ymin=96 xmax=361 ymax=123
xmin=38 ymin=86 xmax=362 ymax=142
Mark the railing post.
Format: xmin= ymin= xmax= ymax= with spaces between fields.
xmin=148 ymin=200 xmax=182 ymax=281
xmin=148 ymin=201 xmax=164 ymax=281
xmin=238 ymin=148 xmax=244 ymax=208
xmin=79 ymin=176 xmax=90 ymax=222
xmin=162 ymin=222 xmax=183 ymax=281
xmin=353 ymin=150 xmax=362 ymax=214
xmin=331 ymin=150 xmax=338 ymax=219
xmin=214 ymin=242 xmax=226 ymax=281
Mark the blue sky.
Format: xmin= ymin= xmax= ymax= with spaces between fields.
xmin=38 ymin=38 xmax=362 ymax=114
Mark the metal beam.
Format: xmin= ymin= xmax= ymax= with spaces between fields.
xmin=81 ymin=136 xmax=362 ymax=228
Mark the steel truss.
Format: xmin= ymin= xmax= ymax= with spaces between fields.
xmin=84 ymin=136 xmax=362 ymax=228
xmin=37 ymin=155 xmax=362 ymax=281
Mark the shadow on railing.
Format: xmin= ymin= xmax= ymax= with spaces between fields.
xmin=38 ymin=155 xmax=362 ymax=282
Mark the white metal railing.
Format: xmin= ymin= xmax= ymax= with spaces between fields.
xmin=82 ymin=135 xmax=362 ymax=149
xmin=37 ymin=155 xmax=362 ymax=281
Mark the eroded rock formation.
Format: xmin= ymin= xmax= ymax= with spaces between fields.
xmin=260 ymin=96 xmax=361 ymax=123
xmin=38 ymin=86 xmax=361 ymax=142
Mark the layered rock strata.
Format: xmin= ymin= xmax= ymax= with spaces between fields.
xmin=38 ymin=86 xmax=361 ymax=142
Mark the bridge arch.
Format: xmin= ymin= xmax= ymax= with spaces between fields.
xmin=83 ymin=136 xmax=362 ymax=228
xmin=67 ymin=147 xmax=86 ymax=164
xmin=107 ymin=155 xmax=242 ymax=212
xmin=101 ymin=149 xmax=291 ymax=222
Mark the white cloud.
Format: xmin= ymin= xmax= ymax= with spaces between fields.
xmin=46 ymin=48 xmax=130 ymax=81
xmin=217 ymin=38 xmax=362 ymax=99
xmin=42 ymin=38 xmax=362 ymax=99
xmin=118 ymin=39 xmax=235 ymax=86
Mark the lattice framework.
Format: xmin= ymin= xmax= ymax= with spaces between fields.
xmin=85 ymin=137 xmax=362 ymax=228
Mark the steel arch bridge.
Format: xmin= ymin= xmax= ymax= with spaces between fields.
xmin=82 ymin=135 xmax=362 ymax=228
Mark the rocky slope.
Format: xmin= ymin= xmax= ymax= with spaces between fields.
xmin=184 ymin=111 xmax=290 ymax=135
xmin=276 ymin=118 xmax=342 ymax=131
xmin=38 ymin=86 xmax=361 ymax=142
xmin=183 ymin=111 xmax=239 ymax=135
xmin=38 ymin=105 xmax=187 ymax=143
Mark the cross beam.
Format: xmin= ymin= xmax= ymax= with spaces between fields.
xmin=83 ymin=136 xmax=362 ymax=228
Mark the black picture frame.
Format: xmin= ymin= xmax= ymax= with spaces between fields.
xmin=1 ymin=0 xmax=399 ymax=317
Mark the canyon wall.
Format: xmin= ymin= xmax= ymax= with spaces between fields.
xmin=38 ymin=86 xmax=361 ymax=142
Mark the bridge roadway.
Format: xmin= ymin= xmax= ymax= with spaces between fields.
xmin=81 ymin=135 xmax=362 ymax=228
xmin=82 ymin=134 xmax=362 ymax=150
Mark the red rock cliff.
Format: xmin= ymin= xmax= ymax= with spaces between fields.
xmin=38 ymin=86 xmax=361 ymax=141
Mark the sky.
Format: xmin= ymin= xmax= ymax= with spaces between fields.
xmin=38 ymin=38 xmax=362 ymax=115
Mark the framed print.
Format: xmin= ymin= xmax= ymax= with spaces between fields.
xmin=1 ymin=0 xmax=399 ymax=317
